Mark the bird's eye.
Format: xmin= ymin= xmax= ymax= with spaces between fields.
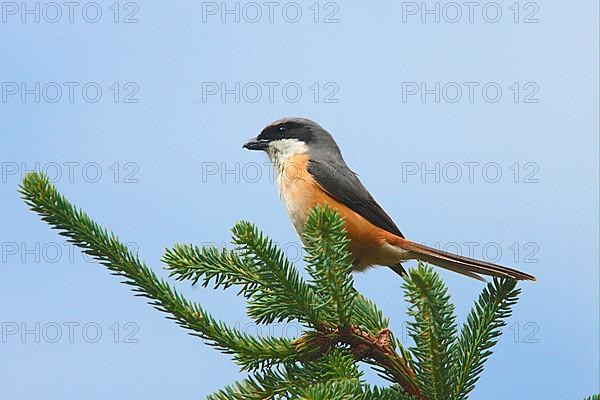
xmin=278 ymin=126 xmax=287 ymax=133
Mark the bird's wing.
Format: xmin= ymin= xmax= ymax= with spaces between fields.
xmin=307 ymin=160 xmax=404 ymax=238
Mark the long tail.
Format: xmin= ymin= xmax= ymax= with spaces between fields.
xmin=394 ymin=238 xmax=536 ymax=281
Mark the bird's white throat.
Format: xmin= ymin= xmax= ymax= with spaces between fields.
xmin=267 ymin=139 xmax=309 ymax=172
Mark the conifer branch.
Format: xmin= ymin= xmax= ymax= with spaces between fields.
xmin=451 ymin=278 xmax=520 ymax=399
xmin=299 ymin=380 xmax=413 ymax=400
xmin=233 ymin=221 xmax=331 ymax=326
xmin=19 ymin=172 xmax=296 ymax=371
xmin=163 ymin=244 xmax=260 ymax=291
xmin=19 ymin=172 xmax=545 ymax=400
xmin=404 ymin=264 xmax=457 ymax=399
xmin=208 ymin=350 xmax=360 ymax=400
xmin=163 ymin=229 xmax=326 ymax=328
xmin=303 ymin=205 xmax=357 ymax=327
xmin=353 ymin=292 xmax=390 ymax=334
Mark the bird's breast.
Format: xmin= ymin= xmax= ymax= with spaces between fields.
xmin=275 ymin=153 xmax=315 ymax=236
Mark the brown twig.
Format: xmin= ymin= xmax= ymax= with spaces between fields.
xmin=293 ymin=325 xmax=426 ymax=400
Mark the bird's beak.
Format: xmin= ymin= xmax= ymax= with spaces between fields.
xmin=243 ymin=137 xmax=269 ymax=151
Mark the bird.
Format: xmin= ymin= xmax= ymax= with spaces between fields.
xmin=243 ymin=117 xmax=536 ymax=281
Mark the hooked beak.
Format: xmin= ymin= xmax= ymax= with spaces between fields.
xmin=243 ymin=137 xmax=269 ymax=151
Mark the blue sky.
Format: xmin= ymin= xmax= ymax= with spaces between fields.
xmin=1 ymin=1 xmax=598 ymax=399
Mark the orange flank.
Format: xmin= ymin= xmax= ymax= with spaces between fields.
xmin=279 ymin=154 xmax=407 ymax=270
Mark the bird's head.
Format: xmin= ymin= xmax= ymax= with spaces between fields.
xmin=243 ymin=117 xmax=340 ymax=164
